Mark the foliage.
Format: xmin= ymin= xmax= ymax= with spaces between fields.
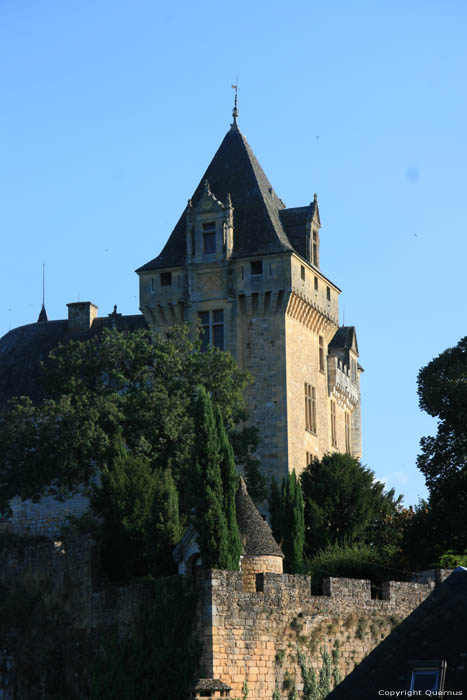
xmin=300 ymin=453 xmax=402 ymax=558
xmin=417 ymin=336 xmax=467 ymax=553
xmin=304 ymin=542 xmax=409 ymax=594
xmin=267 ymin=472 xmax=305 ymax=573
xmin=191 ymin=387 xmax=241 ymax=570
xmin=90 ymin=576 xmax=200 ymax=700
xmin=281 ymin=471 xmax=305 ymax=573
xmin=438 ymin=551 xmax=467 ymax=568
xmin=90 ymin=432 xmax=182 ymax=580
xmin=216 ymin=407 xmax=242 ymax=570
xmin=0 ymin=326 xmax=253 ymax=514
xmin=297 ymin=643 xmax=340 ymax=700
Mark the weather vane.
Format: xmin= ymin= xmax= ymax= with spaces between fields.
xmin=231 ymin=81 xmax=238 ymax=123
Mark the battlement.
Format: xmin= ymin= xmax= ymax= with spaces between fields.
xmin=196 ymin=569 xmax=440 ymax=700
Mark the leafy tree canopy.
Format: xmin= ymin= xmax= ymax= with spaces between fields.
xmin=417 ymin=336 xmax=467 ymax=540
xmin=0 ymin=326 xmax=258 ymax=514
xmin=300 ymin=453 xmax=402 ymax=557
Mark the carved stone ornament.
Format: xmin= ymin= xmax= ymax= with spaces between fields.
xmin=196 ymin=179 xmax=225 ymax=212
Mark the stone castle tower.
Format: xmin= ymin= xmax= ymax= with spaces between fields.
xmin=137 ymin=111 xmax=362 ymax=483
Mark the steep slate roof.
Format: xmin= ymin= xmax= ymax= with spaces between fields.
xmin=235 ymin=477 xmax=284 ymax=558
xmin=0 ymin=311 xmax=147 ymax=407
xmin=328 ymin=325 xmax=359 ymax=355
xmin=279 ymin=200 xmax=319 ymax=261
xmin=137 ymin=122 xmax=302 ymax=272
xmin=327 ymin=569 xmax=467 ymax=698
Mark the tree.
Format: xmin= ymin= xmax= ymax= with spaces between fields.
xmin=216 ymin=407 xmax=242 ymax=570
xmin=268 ymin=471 xmax=305 ymax=573
xmin=0 ymin=326 xmax=255 ymax=515
xmin=417 ymin=336 xmax=467 ymax=552
xmin=91 ymin=432 xmax=162 ymax=580
xmin=191 ymin=387 xmax=231 ymax=569
xmin=280 ymin=471 xmax=305 ymax=573
xmin=300 ymin=454 xmax=401 ymax=558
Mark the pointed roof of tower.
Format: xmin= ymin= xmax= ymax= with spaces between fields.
xmin=137 ymin=123 xmax=296 ymax=272
xmin=235 ymin=476 xmax=284 ymax=558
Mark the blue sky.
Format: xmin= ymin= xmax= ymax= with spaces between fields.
xmin=1 ymin=0 xmax=466 ymax=505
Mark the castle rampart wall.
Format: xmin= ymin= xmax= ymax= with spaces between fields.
xmin=196 ymin=569 xmax=435 ymax=700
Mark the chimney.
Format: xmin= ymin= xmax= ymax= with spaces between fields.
xmin=67 ymin=302 xmax=98 ymax=331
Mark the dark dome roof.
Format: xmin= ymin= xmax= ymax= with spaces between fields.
xmin=0 ymin=313 xmax=147 ymax=408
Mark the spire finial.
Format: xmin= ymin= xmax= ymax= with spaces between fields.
xmin=231 ymin=80 xmax=238 ymax=124
xmin=37 ymin=263 xmax=48 ymax=322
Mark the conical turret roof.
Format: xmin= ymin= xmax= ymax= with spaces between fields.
xmin=137 ymin=123 xmax=296 ymax=272
xmin=235 ymin=477 xmax=283 ymax=558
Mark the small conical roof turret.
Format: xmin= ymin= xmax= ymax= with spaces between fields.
xmin=235 ymin=477 xmax=283 ymax=558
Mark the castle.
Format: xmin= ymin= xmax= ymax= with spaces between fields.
xmin=136 ymin=108 xmax=362 ymax=482
xmin=0 ymin=106 xmax=362 ymax=491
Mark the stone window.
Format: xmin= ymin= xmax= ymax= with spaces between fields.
xmin=331 ymin=401 xmax=337 ymax=447
xmin=305 ymin=383 xmax=317 ymax=434
xmin=319 ymin=336 xmax=325 ymax=373
xmin=202 ymin=222 xmax=216 ymax=254
xmin=160 ymin=272 xmax=172 ymax=287
xmin=301 ymin=265 xmax=305 ymax=281
xmin=199 ymin=309 xmax=224 ymax=350
xmin=306 ymin=451 xmax=313 ymax=468
xmin=345 ymin=412 xmax=351 ymax=453
xmin=314 ymin=276 xmax=318 ymax=291
xmin=150 ymin=278 xmax=155 ymax=293
xmin=326 ymin=286 xmax=331 ymax=301
xmin=250 ymin=260 xmax=263 ymax=275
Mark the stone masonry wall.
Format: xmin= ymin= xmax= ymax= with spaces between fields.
xmin=0 ymin=492 xmax=90 ymax=537
xmin=0 ymin=533 xmax=153 ymax=634
xmin=196 ymin=569 xmax=435 ymax=700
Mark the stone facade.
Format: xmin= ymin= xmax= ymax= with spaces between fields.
xmin=137 ymin=122 xmax=363 ymax=484
xmin=196 ymin=569 xmax=437 ymax=700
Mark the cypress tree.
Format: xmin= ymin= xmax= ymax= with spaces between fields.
xmin=280 ymin=470 xmax=305 ymax=573
xmin=215 ymin=407 xmax=242 ymax=570
xmin=192 ymin=386 xmax=230 ymax=569
xmin=150 ymin=465 xmax=183 ymax=575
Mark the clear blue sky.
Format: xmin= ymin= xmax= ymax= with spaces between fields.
xmin=1 ymin=0 xmax=466 ymax=506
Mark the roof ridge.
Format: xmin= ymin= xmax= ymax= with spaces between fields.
xmin=232 ymin=129 xmax=293 ymax=255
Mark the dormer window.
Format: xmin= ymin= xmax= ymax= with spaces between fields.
xmin=160 ymin=272 xmax=172 ymax=287
xmin=202 ymin=222 xmax=216 ymax=254
xmin=250 ymin=260 xmax=263 ymax=275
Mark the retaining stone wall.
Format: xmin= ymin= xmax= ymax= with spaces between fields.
xmin=196 ymin=569 xmax=435 ymax=700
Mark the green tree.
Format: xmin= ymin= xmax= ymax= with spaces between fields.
xmin=216 ymin=407 xmax=242 ymax=570
xmin=191 ymin=387 xmax=230 ymax=569
xmin=0 ymin=326 xmax=254 ymax=515
xmin=91 ymin=432 xmax=161 ymax=580
xmin=300 ymin=453 xmax=401 ymax=558
xmin=280 ymin=471 xmax=305 ymax=573
xmin=417 ymin=336 xmax=467 ymax=552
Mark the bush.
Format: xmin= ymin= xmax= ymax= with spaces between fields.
xmin=304 ymin=542 xmax=409 ymax=594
